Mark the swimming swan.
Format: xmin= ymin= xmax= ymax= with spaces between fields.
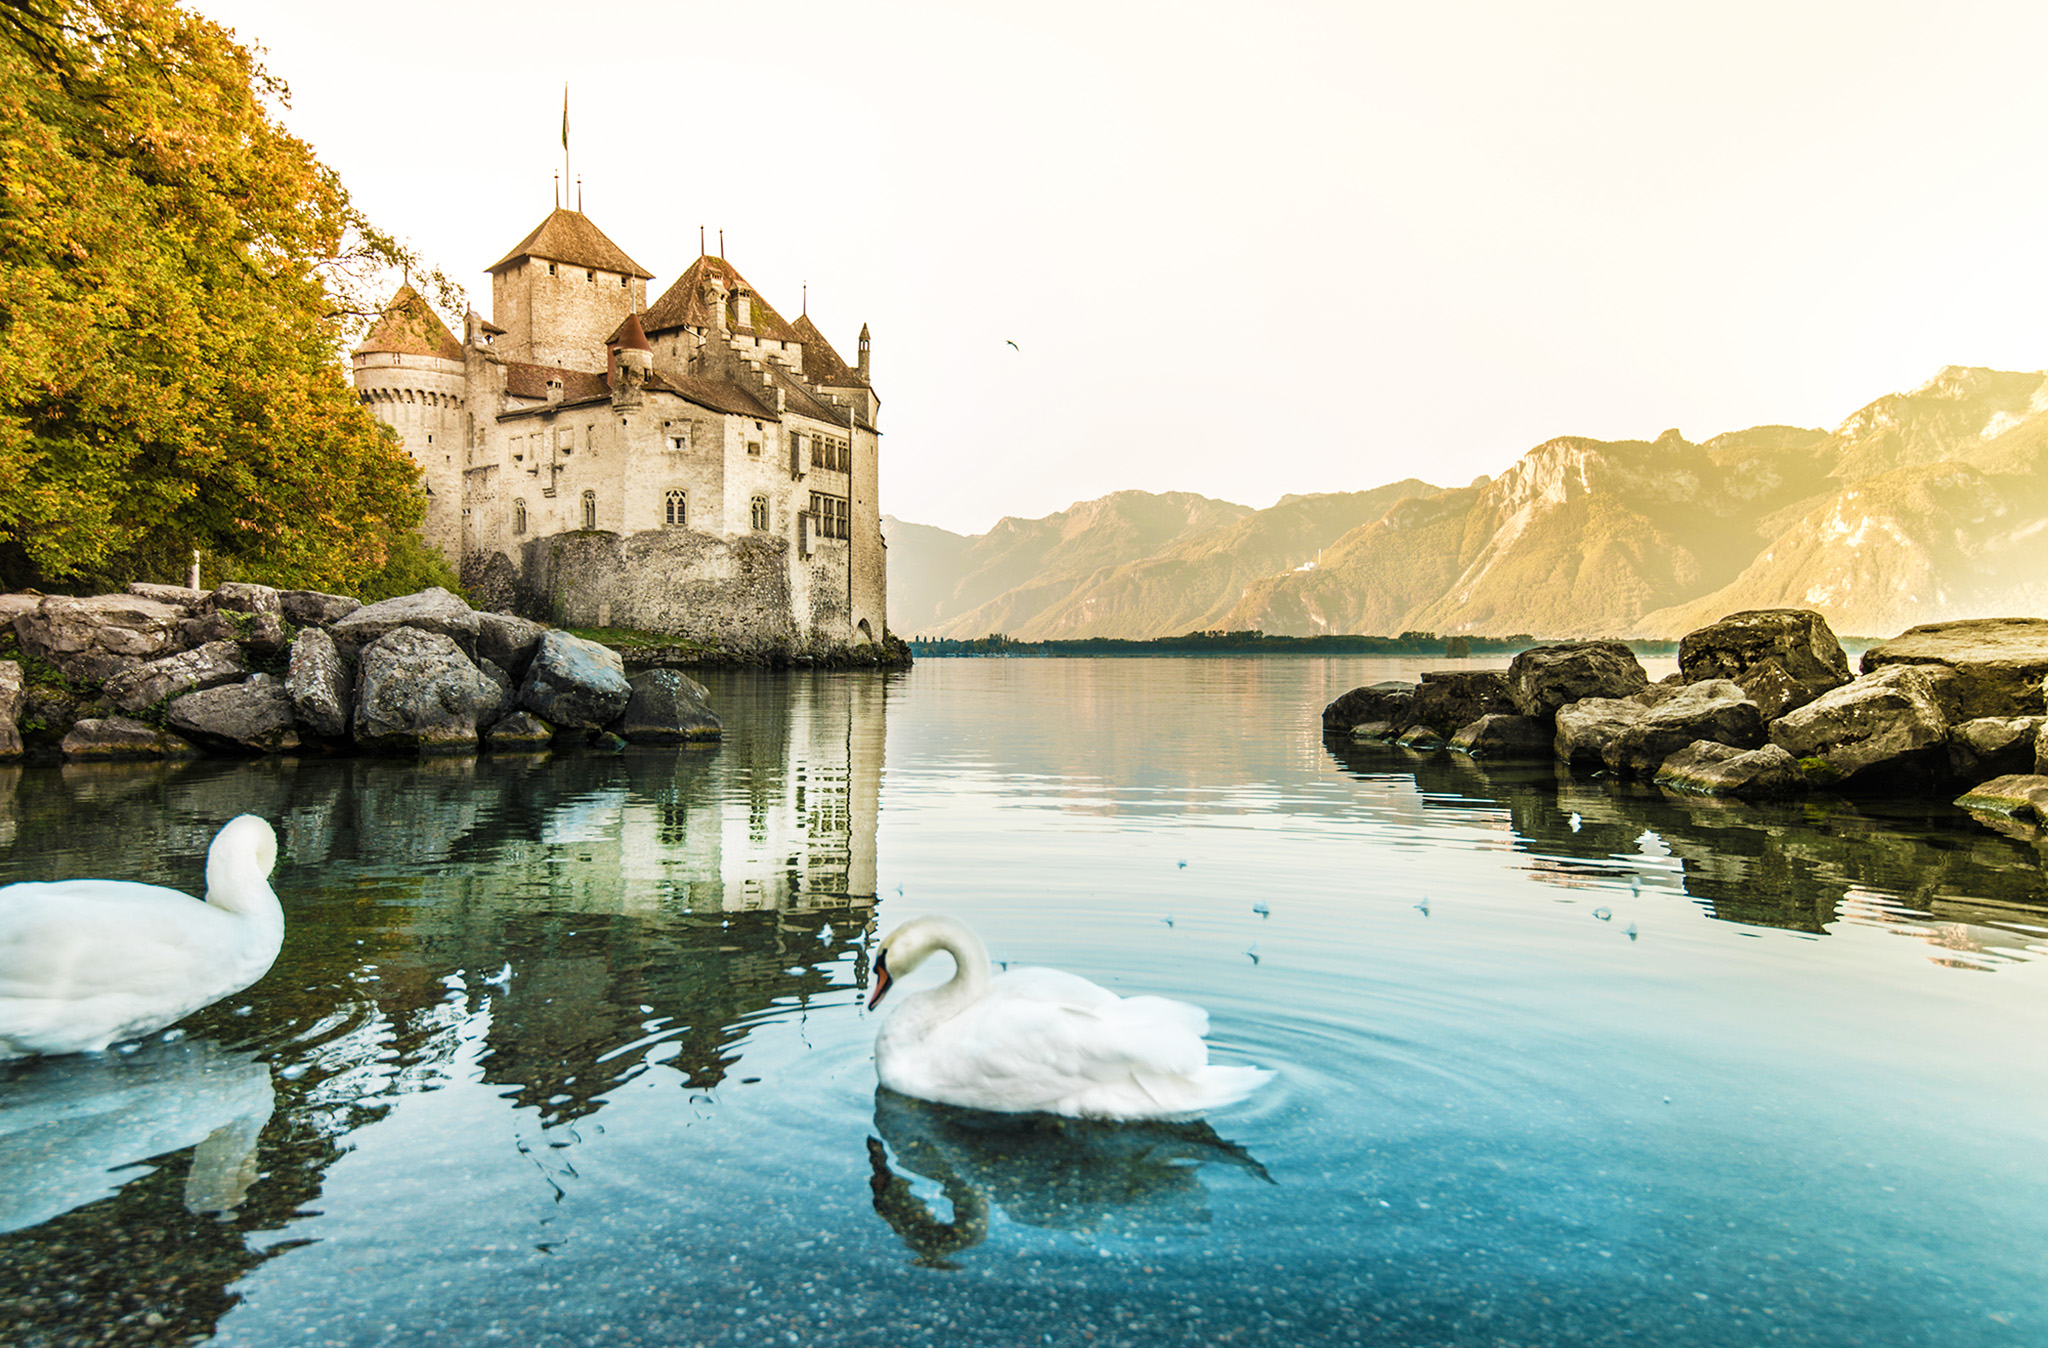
xmin=0 ymin=815 xmax=283 ymax=1059
xmin=868 ymin=914 xmax=1271 ymax=1119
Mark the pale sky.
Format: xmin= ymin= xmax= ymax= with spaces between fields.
xmin=195 ymin=0 xmax=2048 ymax=537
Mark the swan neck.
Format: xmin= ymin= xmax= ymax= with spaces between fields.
xmin=929 ymin=925 xmax=992 ymax=1015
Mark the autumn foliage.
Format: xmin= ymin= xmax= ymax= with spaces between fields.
xmin=0 ymin=0 xmax=448 ymax=595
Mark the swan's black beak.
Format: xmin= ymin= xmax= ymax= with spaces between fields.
xmin=867 ymin=953 xmax=893 ymax=1011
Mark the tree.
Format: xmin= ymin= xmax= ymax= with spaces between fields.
xmin=0 ymin=0 xmax=457 ymax=593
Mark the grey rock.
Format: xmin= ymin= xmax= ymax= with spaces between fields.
xmin=1605 ymin=679 xmax=1765 ymax=776
xmin=1410 ymin=671 xmax=1514 ymax=737
xmin=1321 ymin=680 xmax=1417 ymax=736
xmin=126 ymin=582 xmax=205 ymax=609
xmin=0 ymin=661 xmax=21 ymax=759
xmin=279 ymin=589 xmax=363 ymax=626
xmin=1859 ymin=617 xmax=2048 ymax=717
xmin=1396 ymin=725 xmax=1446 ymax=750
xmin=1349 ymin=720 xmax=1397 ymax=741
xmin=285 ymin=627 xmax=352 ymax=739
xmin=1450 ymin=713 xmax=1554 ymax=759
xmin=1948 ymin=716 xmax=2045 ymax=783
xmin=1953 ymin=773 xmax=2048 ymax=822
xmin=1506 ymin=642 xmax=1648 ymax=719
xmin=616 ymin=669 xmax=723 ymax=744
xmin=166 ymin=679 xmax=301 ymax=755
xmin=1769 ymin=665 xmax=1951 ymax=789
xmin=353 ymin=627 xmax=503 ymax=755
xmin=1679 ymin=609 xmax=1852 ymax=718
xmin=332 ymin=587 xmax=481 ymax=654
xmin=14 ymin=595 xmax=185 ymax=683
xmin=1555 ymin=696 xmax=1646 ymax=766
xmin=483 ymin=710 xmax=556 ymax=752
xmin=518 ymin=630 xmax=631 ymax=730
xmin=238 ymin=611 xmax=292 ymax=658
xmin=476 ymin=612 xmax=549 ymax=682
xmin=1655 ymin=741 xmax=1807 ymax=798
xmin=203 ymin=581 xmax=281 ymax=617
xmin=101 ymin=641 xmax=248 ymax=716
xmin=61 ymin=716 xmax=204 ymax=762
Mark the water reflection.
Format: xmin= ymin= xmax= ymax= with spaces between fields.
xmin=0 ymin=1039 xmax=273 ymax=1235
xmin=865 ymin=1087 xmax=1271 ymax=1268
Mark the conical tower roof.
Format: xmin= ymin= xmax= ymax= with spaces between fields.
xmin=606 ymin=311 xmax=653 ymax=352
xmin=488 ymin=208 xmax=653 ymax=279
xmin=354 ymin=285 xmax=463 ymax=360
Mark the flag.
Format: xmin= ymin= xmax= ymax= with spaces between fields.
xmin=561 ymin=85 xmax=569 ymax=151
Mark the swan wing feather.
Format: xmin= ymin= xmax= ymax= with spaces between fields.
xmin=0 ymin=881 xmax=238 ymax=1001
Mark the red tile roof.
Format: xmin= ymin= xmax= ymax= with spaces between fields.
xmin=355 ymin=285 xmax=464 ymax=360
xmin=503 ymin=362 xmax=611 ymax=403
xmin=488 ymin=209 xmax=653 ymax=279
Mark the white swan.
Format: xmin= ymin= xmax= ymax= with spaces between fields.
xmin=868 ymin=914 xmax=1271 ymax=1119
xmin=0 ymin=815 xmax=283 ymax=1059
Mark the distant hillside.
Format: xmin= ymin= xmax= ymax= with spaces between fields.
xmin=888 ymin=366 xmax=2048 ymax=641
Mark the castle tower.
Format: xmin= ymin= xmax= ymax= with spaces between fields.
xmin=352 ymin=286 xmax=467 ymax=562
xmin=486 ymin=208 xmax=653 ymax=372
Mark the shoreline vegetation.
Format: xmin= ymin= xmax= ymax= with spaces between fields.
xmin=911 ymin=630 xmax=1686 ymax=660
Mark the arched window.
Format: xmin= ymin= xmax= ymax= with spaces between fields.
xmin=513 ymin=499 xmax=527 ymax=535
xmin=750 ymin=494 xmax=769 ymax=531
xmin=581 ymin=490 xmax=597 ymax=530
xmin=665 ymin=489 xmax=687 ymax=527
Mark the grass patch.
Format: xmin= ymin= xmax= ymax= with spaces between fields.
xmin=564 ymin=626 xmax=715 ymax=654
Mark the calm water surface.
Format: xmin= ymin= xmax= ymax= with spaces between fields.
xmin=3 ymin=656 xmax=2048 ymax=1346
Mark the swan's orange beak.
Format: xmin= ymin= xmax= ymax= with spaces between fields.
xmin=867 ymin=956 xmax=892 ymax=1010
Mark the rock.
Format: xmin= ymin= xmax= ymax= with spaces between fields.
xmin=239 ymin=611 xmax=292 ymax=658
xmin=483 ymin=709 xmax=556 ymax=752
xmin=1948 ymin=716 xmax=2045 ymax=783
xmin=285 ymin=627 xmax=352 ymax=739
xmin=616 ymin=669 xmax=723 ymax=744
xmin=101 ymin=641 xmax=249 ymax=716
xmin=518 ymin=630 xmax=631 ymax=730
xmin=1859 ymin=617 xmax=2048 ymax=717
xmin=1505 ymin=642 xmax=1648 ymax=719
xmin=203 ymin=581 xmax=281 ymax=616
xmin=1396 ymin=725 xmax=1446 ymax=750
xmin=126 ymin=582 xmax=205 ymax=609
xmin=1953 ymin=774 xmax=2048 ymax=822
xmin=279 ymin=589 xmax=363 ymax=626
xmin=60 ymin=716 xmax=204 ymax=761
xmin=1349 ymin=720 xmax=1397 ymax=741
xmin=1604 ymin=679 xmax=1765 ymax=776
xmin=14 ymin=594 xmax=186 ymax=683
xmin=1409 ymin=671 xmax=1514 ymax=737
xmin=1555 ymin=696 xmax=1646 ymax=766
xmin=1678 ymin=609 xmax=1852 ymax=718
xmin=0 ymin=661 xmax=21 ymax=759
xmin=353 ymin=627 xmax=503 ymax=754
xmin=165 ymin=679 xmax=301 ymax=755
xmin=331 ymin=587 xmax=481 ymax=655
xmin=1655 ymin=741 xmax=1807 ymax=798
xmin=1450 ymin=713 xmax=1554 ymax=759
xmin=1768 ymin=665 xmax=1951 ymax=789
xmin=1321 ymin=680 xmax=1416 ymax=736
xmin=476 ymin=612 xmax=549 ymax=682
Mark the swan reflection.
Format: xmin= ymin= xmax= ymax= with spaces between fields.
xmin=865 ymin=1087 xmax=1271 ymax=1267
xmin=0 ymin=1038 xmax=274 ymax=1235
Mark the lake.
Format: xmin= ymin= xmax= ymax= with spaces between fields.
xmin=3 ymin=655 xmax=2047 ymax=1347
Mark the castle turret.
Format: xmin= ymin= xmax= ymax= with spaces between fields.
xmin=486 ymin=208 xmax=652 ymax=371
xmin=606 ymin=312 xmax=653 ymax=409
xmin=353 ymin=285 xmax=467 ymax=562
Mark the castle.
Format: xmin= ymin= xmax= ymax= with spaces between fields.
xmin=350 ymin=204 xmax=885 ymax=657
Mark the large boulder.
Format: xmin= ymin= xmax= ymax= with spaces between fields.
xmin=353 ymin=628 xmax=503 ymax=754
xmin=1604 ymin=679 xmax=1766 ymax=776
xmin=126 ymin=582 xmax=204 ymax=609
xmin=483 ymin=710 xmax=556 ymax=752
xmin=476 ymin=612 xmax=549 ymax=683
xmin=1554 ymin=696 xmax=1646 ymax=766
xmin=285 ymin=627 xmax=352 ymax=740
xmin=279 ymin=589 xmax=362 ymax=627
xmin=1322 ymin=680 xmax=1417 ymax=736
xmin=332 ymin=587 xmax=481 ymax=655
xmin=14 ymin=594 xmax=186 ymax=683
xmin=616 ymin=670 xmax=723 ymax=744
xmin=1947 ymin=716 xmax=2045 ymax=783
xmin=1954 ymin=774 xmax=2048 ymax=823
xmin=61 ymin=716 xmax=204 ymax=762
xmin=203 ymin=581 xmax=282 ymax=617
xmin=1769 ymin=665 xmax=1951 ymax=789
xmin=101 ymin=641 xmax=248 ymax=716
xmin=518 ymin=630 xmax=631 ymax=730
xmin=1858 ymin=618 xmax=2048 ymax=718
xmin=1506 ymin=642 xmax=1648 ymax=719
xmin=165 ymin=678 xmax=301 ymax=755
xmin=1655 ymin=741 xmax=1807 ymax=798
xmin=1678 ymin=609 xmax=1852 ymax=719
xmin=1409 ymin=671 xmax=1514 ymax=737
xmin=1449 ymin=713 xmax=1553 ymax=760
xmin=0 ymin=660 xmax=21 ymax=759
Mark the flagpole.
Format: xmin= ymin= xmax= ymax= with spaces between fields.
xmin=562 ymin=84 xmax=570 ymax=211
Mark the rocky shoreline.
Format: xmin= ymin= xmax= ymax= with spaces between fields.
xmin=1322 ymin=609 xmax=2048 ymax=838
xmin=0 ymin=584 xmax=728 ymax=763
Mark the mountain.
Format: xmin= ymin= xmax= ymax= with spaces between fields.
xmin=888 ymin=366 xmax=2048 ymax=642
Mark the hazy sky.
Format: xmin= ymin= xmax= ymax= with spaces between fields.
xmin=196 ymin=0 xmax=2048 ymax=537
